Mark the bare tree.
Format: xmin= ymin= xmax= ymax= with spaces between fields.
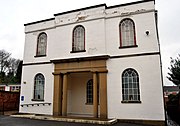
xmin=0 ymin=49 xmax=20 ymax=83
xmin=7 ymin=58 xmax=20 ymax=75
xmin=0 ymin=50 xmax=11 ymax=73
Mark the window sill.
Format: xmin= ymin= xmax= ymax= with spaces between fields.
xmin=85 ymin=103 xmax=100 ymax=105
xmin=70 ymin=50 xmax=86 ymax=53
xmin=85 ymin=103 xmax=93 ymax=105
xmin=121 ymin=100 xmax=141 ymax=103
xmin=119 ymin=45 xmax=138 ymax=49
xmin=34 ymin=55 xmax=46 ymax=58
xmin=31 ymin=99 xmax=44 ymax=102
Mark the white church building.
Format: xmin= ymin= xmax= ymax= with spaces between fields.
xmin=20 ymin=0 xmax=165 ymax=125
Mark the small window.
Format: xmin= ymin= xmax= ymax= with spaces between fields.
xmin=86 ymin=79 xmax=93 ymax=104
xmin=0 ymin=87 xmax=5 ymax=91
xmin=72 ymin=25 xmax=85 ymax=52
xmin=86 ymin=79 xmax=99 ymax=104
xmin=11 ymin=86 xmax=15 ymax=91
xmin=119 ymin=19 xmax=137 ymax=48
xmin=122 ymin=68 xmax=141 ymax=103
xmin=36 ymin=32 xmax=47 ymax=56
xmin=33 ymin=73 xmax=45 ymax=101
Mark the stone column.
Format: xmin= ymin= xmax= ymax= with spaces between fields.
xmin=62 ymin=73 xmax=68 ymax=116
xmin=93 ymin=72 xmax=98 ymax=118
xmin=99 ymin=71 xmax=108 ymax=119
xmin=53 ymin=73 xmax=62 ymax=116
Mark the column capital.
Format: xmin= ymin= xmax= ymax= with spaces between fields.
xmin=52 ymin=72 xmax=61 ymax=75
xmin=91 ymin=70 xmax=108 ymax=73
xmin=98 ymin=70 xmax=108 ymax=73
xmin=91 ymin=71 xmax=98 ymax=73
xmin=60 ymin=72 xmax=69 ymax=75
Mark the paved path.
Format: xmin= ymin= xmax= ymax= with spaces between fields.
xmin=0 ymin=115 xmax=147 ymax=126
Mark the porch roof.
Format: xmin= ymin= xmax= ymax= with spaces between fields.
xmin=50 ymin=55 xmax=110 ymax=64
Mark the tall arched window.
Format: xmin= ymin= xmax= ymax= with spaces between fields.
xmin=119 ymin=19 xmax=136 ymax=47
xmin=36 ymin=32 xmax=47 ymax=56
xmin=122 ymin=68 xmax=140 ymax=102
xmin=86 ymin=79 xmax=93 ymax=104
xmin=33 ymin=73 xmax=45 ymax=101
xmin=72 ymin=25 xmax=85 ymax=52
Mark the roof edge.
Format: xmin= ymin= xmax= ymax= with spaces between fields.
xmin=107 ymin=0 xmax=155 ymax=9
xmin=24 ymin=0 xmax=155 ymax=26
xmin=24 ymin=18 xmax=55 ymax=26
xmin=54 ymin=4 xmax=106 ymax=16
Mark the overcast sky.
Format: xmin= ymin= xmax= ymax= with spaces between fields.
xmin=0 ymin=0 xmax=180 ymax=86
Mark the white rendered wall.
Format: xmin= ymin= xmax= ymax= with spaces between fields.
xmin=105 ymin=1 xmax=155 ymax=19
xmin=23 ymin=19 xmax=106 ymax=64
xmin=19 ymin=64 xmax=54 ymax=115
xmin=50 ymin=19 xmax=106 ymax=60
xmin=105 ymin=11 xmax=159 ymax=56
xmin=107 ymin=55 xmax=165 ymax=121
xmin=23 ymin=1 xmax=157 ymax=64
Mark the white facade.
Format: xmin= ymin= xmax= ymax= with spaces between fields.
xmin=107 ymin=55 xmax=164 ymax=120
xmin=20 ymin=0 xmax=165 ymax=123
xmin=20 ymin=64 xmax=54 ymax=115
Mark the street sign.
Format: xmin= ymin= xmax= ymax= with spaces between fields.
xmin=21 ymin=96 xmax=24 ymax=101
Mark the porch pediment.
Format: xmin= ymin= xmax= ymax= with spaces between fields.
xmin=51 ymin=55 xmax=109 ymax=73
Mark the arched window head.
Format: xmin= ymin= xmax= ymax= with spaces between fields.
xmin=33 ymin=73 xmax=45 ymax=101
xmin=72 ymin=25 xmax=85 ymax=52
xmin=122 ymin=68 xmax=141 ymax=103
xmin=119 ymin=19 xmax=136 ymax=47
xmin=36 ymin=32 xmax=47 ymax=56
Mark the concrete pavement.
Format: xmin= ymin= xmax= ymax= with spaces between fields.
xmin=11 ymin=114 xmax=117 ymax=125
xmin=0 ymin=115 xmax=148 ymax=126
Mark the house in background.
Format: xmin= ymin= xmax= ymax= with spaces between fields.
xmin=164 ymin=86 xmax=179 ymax=105
xmin=0 ymin=84 xmax=21 ymax=92
xmin=20 ymin=0 xmax=165 ymax=125
xmin=164 ymin=86 xmax=179 ymax=96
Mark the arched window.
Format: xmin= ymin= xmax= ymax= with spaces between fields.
xmin=122 ymin=68 xmax=140 ymax=102
xmin=72 ymin=25 xmax=85 ymax=52
xmin=33 ymin=73 xmax=45 ymax=100
xmin=86 ymin=79 xmax=93 ymax=104
xmin=119 ymin=19 xmax=136 ymax=47
xmin=36 ymin=32 xmax=47 ymax=56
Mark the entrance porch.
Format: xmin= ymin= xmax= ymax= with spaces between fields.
xmin=51 ymin=55 xmax=109 ymax=119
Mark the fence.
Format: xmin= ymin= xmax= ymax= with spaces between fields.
xmin=0 ymin=91 xmax=20 ymax=115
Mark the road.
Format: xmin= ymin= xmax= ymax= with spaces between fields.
xmin=0 ymin=115 xmax=147 ymax=126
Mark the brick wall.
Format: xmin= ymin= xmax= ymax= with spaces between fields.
xmin=0 ymin=91 xmax=20 ymax=112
